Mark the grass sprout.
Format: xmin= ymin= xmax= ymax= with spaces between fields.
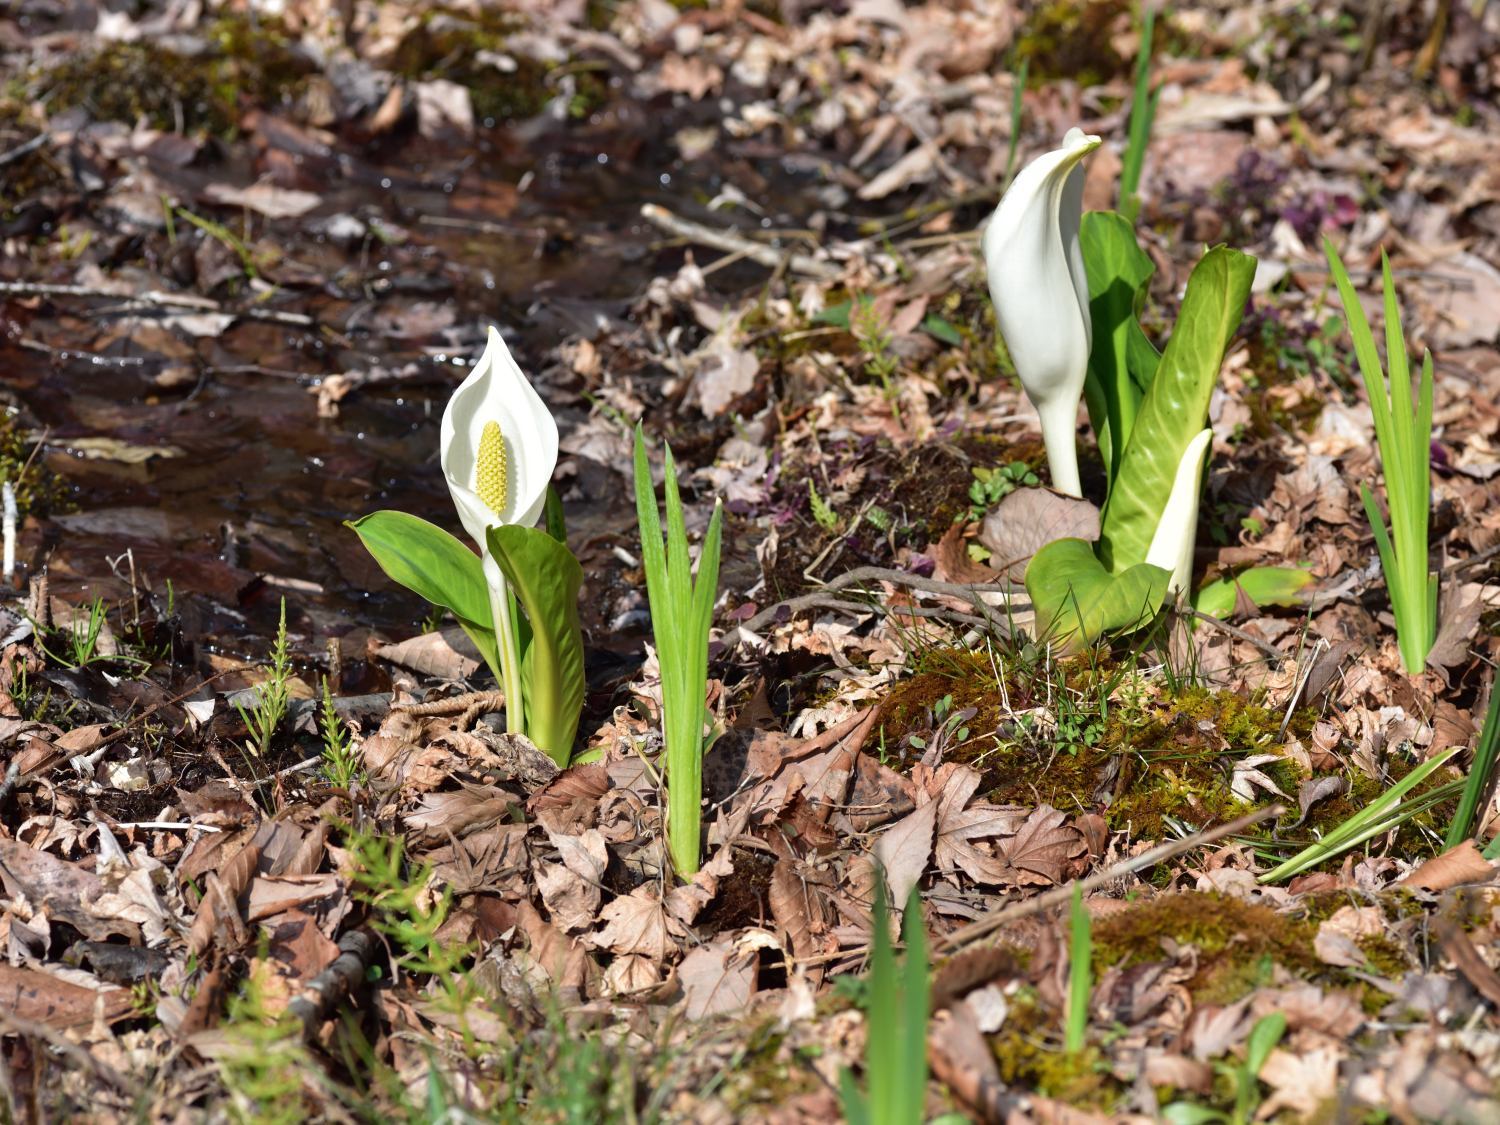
xmin=1119 ymin=3 xmax=1160 ymax=221
xmin=1065 ymin=883 xmax=1092 ymax=1054
xmin=1325 ymin=240 xmax=1436 ymax=674
xmin=633 ymin=427 xmax=723 ymax=877
xmin=840 ymin=872 xmax=929 ymax=1125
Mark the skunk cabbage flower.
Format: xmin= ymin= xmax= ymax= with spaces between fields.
xmin=439 ymin=327 xmax=559 ymax=733
xmin=982 ymin=127 xmax=1100 ymax=498
xmin=441 ymin=326 xmax=559 ymax=545
xmin=1144 ymin=428 xmax=1212 ymax=596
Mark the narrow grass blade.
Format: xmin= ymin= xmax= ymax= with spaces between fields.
xmin=1446 ymin=682 xmax=1500 ymax=849
xmin=1065 ymin=883 xmax=1091 ymax=1054
xmin=1260 ymin=745 xmax=1460 ymax=882
xmin=1325 ymin=239 xmax=1435 ymax=673
xmin=899 ymin=888 xmax=930 ymax=1123
xmin=1119 ymin=3 xmax=1159 ymax=220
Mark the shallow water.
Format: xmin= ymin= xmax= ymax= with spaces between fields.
xmin=2 ymin=108 xmax=823 ymax=689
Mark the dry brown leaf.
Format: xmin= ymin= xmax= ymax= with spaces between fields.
xmin=535 ymin=828 xmax=607 ymax=933
xmin=1313 ymin=905 xmax=1386 ymax=968
xmin=1401 ymin=839 xmax=1496 ymax=892
xmin=977 ymin=488 xmax=1101 ymax=581
xmin=997 ymin=805 xmax=1083 ymax=887
xmin=375 ymin=628 xmax=481 ymax=680
xmin=872 ymin=798 xmax=936 ymax=907
xmin=1258 ymin=1045 xmax=1341 ymax=1118
xmin=0 ymin=838 xmax=141 ymax=944
xmin=0 ymin=963 xmax=137 ymax=1027
xmin=591 ymin=885 xmax=683 ymax=960
xmin=678 ymin=941 xmax=756 ymax=1020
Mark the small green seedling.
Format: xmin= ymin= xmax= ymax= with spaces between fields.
xmin=235 ymin=598 xmax=291 ymax=759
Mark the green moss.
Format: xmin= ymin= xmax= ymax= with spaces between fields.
xmin=1012 ymin=0 xmax=1131 ymax=86
xmin=31 ymin=14 xmax=312 ymax=137
xmin=1094 ymin=892 xmax=1320 ymax=1004
xmin=391 ymin=10 xmax=608 ymax=124
xmin=988 ymin=991 xmax=1117 ymax=1107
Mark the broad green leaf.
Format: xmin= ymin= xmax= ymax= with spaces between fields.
xmin=347 ymin=510 xmax=502 ymax=678
xmin=1025 ymin=537 xmax=1171 ymax=652
xmin=1193 ymin=566 xmax=1314 ymax=620
xmin=485 ymin=524 xmax=585 ymax=765
xmin=1098 ymin=246 xmax=1256 ymax=574
xmin=1081 ymin=211 xmax=1159 ymax=482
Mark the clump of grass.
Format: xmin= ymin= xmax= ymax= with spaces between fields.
xmin=1325 ymin=239 xmax=1435 ymax=675
xmin=633 ymin=427 xmax=723 ymax=877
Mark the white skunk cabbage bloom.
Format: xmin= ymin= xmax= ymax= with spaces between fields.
xmin=982 ymin=127 xmax=1100 ymax=498
xmin=439 ymin=326 xmax=559 ymax=733
xmin=441 ymin=326 xmax=559 ymax=546
xmin=1145 ymin=428 xmax=1212 ymax=596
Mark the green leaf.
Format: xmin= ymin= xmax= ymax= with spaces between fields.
xmin=921 ymin=314 xmax=963 ymax=346
xmin=1099 ymin=246 xmax=1256 ymax=574
xmin=1025 ymin=538 xmax=1171 ymax=652
xmin=1193 ymin=566 xmax=1314 ymax=620
xmin=1081 ymin=211 xmax=1160 ymax=483
xmin=347 ymin=510 xmax=501 ymax=678
xmin=484 ymin=525 xmax=586 ymax=765
xmin=813 ymin=299 xmax=853 ymax=329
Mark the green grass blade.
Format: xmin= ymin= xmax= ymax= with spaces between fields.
xmin=1260 ymin=746 xmax=1460 ymax=882
xmin=1065 ymin=884 xmax=1091 ymax=1054
xmin=1119 ymin=3 xmax=1158 ymax=220
xmin=1446 ymin=682 xmax=1500 ymax=848
xmin=1002 ymin=59 xmax=1028 ymax=190
xmin=899 ymin=888 xmax=930 ymax=1123
xmin=867 ymin=873 xmax=898 ymax=1117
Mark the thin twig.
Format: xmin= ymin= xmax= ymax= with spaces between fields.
xmin=0 ymin=132 xmax=49 ymax=168
xmin=1187 ymin=609 xmax=1287 ymax=665
xmin=639 ymin=203 xmax=842 ymax=281
xmin=936 ymin=803 xmax=1286 ymax=951
xmin=0 ymin=281 xmax=315 ymax=328
xmin=738 ymin=565 xmax=1019 ymax=635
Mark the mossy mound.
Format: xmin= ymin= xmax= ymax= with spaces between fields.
xmin=30 ymin=14 xmax=314 ymax=136
xmin=391 ymin=10 xmax=608 ymax=124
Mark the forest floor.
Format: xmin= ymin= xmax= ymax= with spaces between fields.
xmin=2 ymin=0 xmax=1500 ymax=1121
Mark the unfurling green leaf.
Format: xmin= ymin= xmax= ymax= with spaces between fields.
xmin=1026 ymin=537 xmax=1170 ymax=653
xmin=1098 ymin=246 xmax=1256 ymax=575
xmin=484 ymin=525 xmax=586 ymax=765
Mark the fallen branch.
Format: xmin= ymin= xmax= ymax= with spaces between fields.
xmin=0 ymin=281 xmax=315 ymax=328
xmin=937 ymin=803 xmax=1285 ymax=952
xmin=639 ymin=203 xmax=842 ymax=281
xmin=737 ymin=565 xmax=1020 ymax=636
xmin=288 ymin=928 xmax=380 ymax=1037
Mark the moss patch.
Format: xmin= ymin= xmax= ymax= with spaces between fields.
xmin=1094 ymin=892 xmax=1319 ymax=1004
xmin=30 ymin=14 xmax=313 ymax=137
xmin=391 ymin=10 xmax=608 ymax=124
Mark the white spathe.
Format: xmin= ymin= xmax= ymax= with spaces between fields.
xmin=1145 ymin=427 xmax=1213 ymax=595
xmin=438 ymin=326 xmax=559 ymax=735
xmin=982 ymin=127 xmax=1100 ymax=498
xmin=440 ymin=326 xmax=559 ymax=545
